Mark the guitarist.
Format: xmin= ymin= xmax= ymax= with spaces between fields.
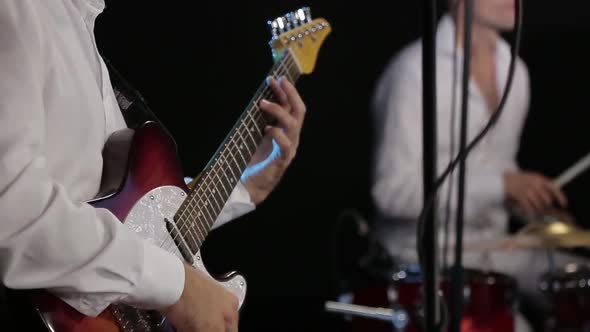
xmin=0 ymin=1 xmax=307 ymax=332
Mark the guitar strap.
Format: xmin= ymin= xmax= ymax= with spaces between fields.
xmin=103 ymin=57 xmax=174 ymax=140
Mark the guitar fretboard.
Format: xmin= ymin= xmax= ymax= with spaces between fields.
xmin=174 ymin=50 xmax=301 ymax=255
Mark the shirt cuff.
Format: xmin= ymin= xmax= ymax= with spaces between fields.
xmin=212 ymin=181 xmax=255 ymax=229
xmin=120 ymin=241 xmax=185 ymax=310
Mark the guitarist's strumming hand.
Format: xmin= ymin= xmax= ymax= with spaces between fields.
xmin=160 ymin=264 xmax=239 ymax=332
xmin=242 ymin=75 xmax=306 ymax=205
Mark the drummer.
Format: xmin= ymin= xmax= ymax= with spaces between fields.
xmin=370 ymin=0 xmax=586 ymax=330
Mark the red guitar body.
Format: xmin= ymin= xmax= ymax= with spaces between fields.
xmin=8 ymin=122 xmax=212 ymax=332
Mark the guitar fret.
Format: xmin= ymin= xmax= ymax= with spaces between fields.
xmin=192 ymin=209 xmax=210 ymax=237
xmin=187 ymin=206 xmax=207 ymax=243
xmin=218 ymin=153 xmax=240 ymax=188
xmin=210 ymin=165 xmax=232 ymax=198
xmin=285 ymin=51 xmax=301 ymax=81
xmin=185 ymin=194 xmax=215 ymax=233
xmin=184 ymin=223 xmax=201 ymax=253
xmin=189 ymin=210 xmax=205 ymax=244
xmin=245 ymin=111 xmax=264 ymax=140
xmin=278 ymin=61 xmax=292 ymax=82
xmin=228 ymin=155 xmax=243 ymax=184
xmin=239 ymin=120 xmax=259 ymax=154
xmin=207 ymin=184 xmax=223 ymax=213
xmin=199 ymin=177 xmax=224 ymax=212
xmin=244 ymin=112 xmax=263 ymax=139
xmin=238 ymin=127 xmax=255 ymax=157
xmin=172 ymin=208 xmax=201 ymax=254
xmin=257 ymin=88 xmax=274 ymax=125
xmin=251 ymin=104 xmax=268 ymax=130
xmin=230 ymin=134 xmax=249 ymax=169
xmin=196 ymin=192 xmax=218 ymax=223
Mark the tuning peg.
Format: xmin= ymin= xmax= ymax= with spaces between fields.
xmin=273 ymin=16 xmax=288 ymax=34
xmin=282 ymin=15 xmax=294 ymax=31
xmin=293 ymin=9 xmax=309 ymax=27
xmin=279 ymin=16 xmax=289 ymax=33
xmin=301 ymin=7 xmax=312 ymax=23
xmin=286 ymin=12 xmax=299 ymax=28
xmin=268 ymin=19 xmax=280 ymax=38
xmin=269 ymin=7 xmax=315 ymax=38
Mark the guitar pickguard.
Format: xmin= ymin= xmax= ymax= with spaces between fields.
xmin=124 ymin=186 xmax=247 ymax=307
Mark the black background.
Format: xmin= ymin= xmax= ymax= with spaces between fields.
xmin=97 ymin=1 xmax=590 ymax=331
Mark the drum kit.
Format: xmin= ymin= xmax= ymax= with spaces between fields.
xmin=326 ymin=217 xmax=590 ymax=332
xmin=326 ymin=154 xmax=590 ymax=331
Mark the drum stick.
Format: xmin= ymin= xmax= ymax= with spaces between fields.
xmin=510 ymin=151 xmax=590 ymax=221
xmin=554 ymin=151 xmax=590 ymax=188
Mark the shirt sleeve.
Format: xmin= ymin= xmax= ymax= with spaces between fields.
xmin=371 ymin=52 xmax=505 ymax=221
xmin=212 ymin=181 xmax=255 ymax=229
xmin=0 ymin=2 xmax=184 ymax=317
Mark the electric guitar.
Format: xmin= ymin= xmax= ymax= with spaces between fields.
xmin=13 ymin=7 xmax=330 ymax=332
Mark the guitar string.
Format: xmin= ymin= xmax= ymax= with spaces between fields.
xmin=158 ymin=51 xmax=301 ymax=255
xmin=174 ymin=52 xmax=300 ymax=234
xmin=163 ymin=52 xmax=300 ymax=253
xmin=169 ymin=53 xmax=298 ymax=246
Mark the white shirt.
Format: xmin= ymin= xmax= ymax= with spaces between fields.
xmin=371 ymin=15 xmax=530 ymax=264
xmin=0 ymin=0 xmax=254 ymax=317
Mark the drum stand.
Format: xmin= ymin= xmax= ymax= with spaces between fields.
xmin=420 ymin=0 xmax=442 ymax=330
xmin=547 ymin=249 xmax=556 ymax=274
xmin=324 ymin=300 xmax=409 ymax=332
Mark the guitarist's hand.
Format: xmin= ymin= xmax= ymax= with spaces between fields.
xmin=243 ymin=76 xmax=306 ymax=205
xmin=160 ymin=264 xmax=239 ymax=332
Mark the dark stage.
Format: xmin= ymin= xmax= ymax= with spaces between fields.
xmin=95 ymin=1 xmax=590 ymax=331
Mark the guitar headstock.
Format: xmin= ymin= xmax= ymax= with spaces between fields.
xmin=268 ymin=7 xmax=331 ymax=74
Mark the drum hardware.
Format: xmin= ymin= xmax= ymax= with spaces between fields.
xmin=539 ymin=263 xmax=590 ymax=331
xmin=325 ymin=300 xmax=409 ymax=331
xmin=330 ymin=265 xmax=516 ymax=332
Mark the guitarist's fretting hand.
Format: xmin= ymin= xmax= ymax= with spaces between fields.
xmin=160 ymin=264 xmax=239 ymax=332
xmin=242 ymin=76 xmax=306 ymax=205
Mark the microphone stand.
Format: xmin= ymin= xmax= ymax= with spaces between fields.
xmin=421 ymin=0 xmax=441 ymax=331
xmin=325 ymin=301 xmax=409 ymax=331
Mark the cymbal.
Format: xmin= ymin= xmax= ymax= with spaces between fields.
xmin=463 ymin=221 xmax=590 ymax=252
xmin=463 ymin=235 xmax=542 ymax=252
xmin=521 ymin=221 xmax=590 ymax=247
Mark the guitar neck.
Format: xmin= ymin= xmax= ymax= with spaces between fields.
xmin=174 ymin=50 xmax=302 ymax=254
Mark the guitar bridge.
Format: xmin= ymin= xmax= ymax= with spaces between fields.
xmin=110 ymin=304 xmax=169 ymax=332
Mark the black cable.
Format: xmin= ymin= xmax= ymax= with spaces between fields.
xmin=449 ymin=0 xmax=473 ymax=330
xmin=417 ymin=0 xmax=523 ymax=265
xmin=416 ymin=0 xmax=523 ymax=329
xmin=102 ymin=57 xmax=174 ymax=139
